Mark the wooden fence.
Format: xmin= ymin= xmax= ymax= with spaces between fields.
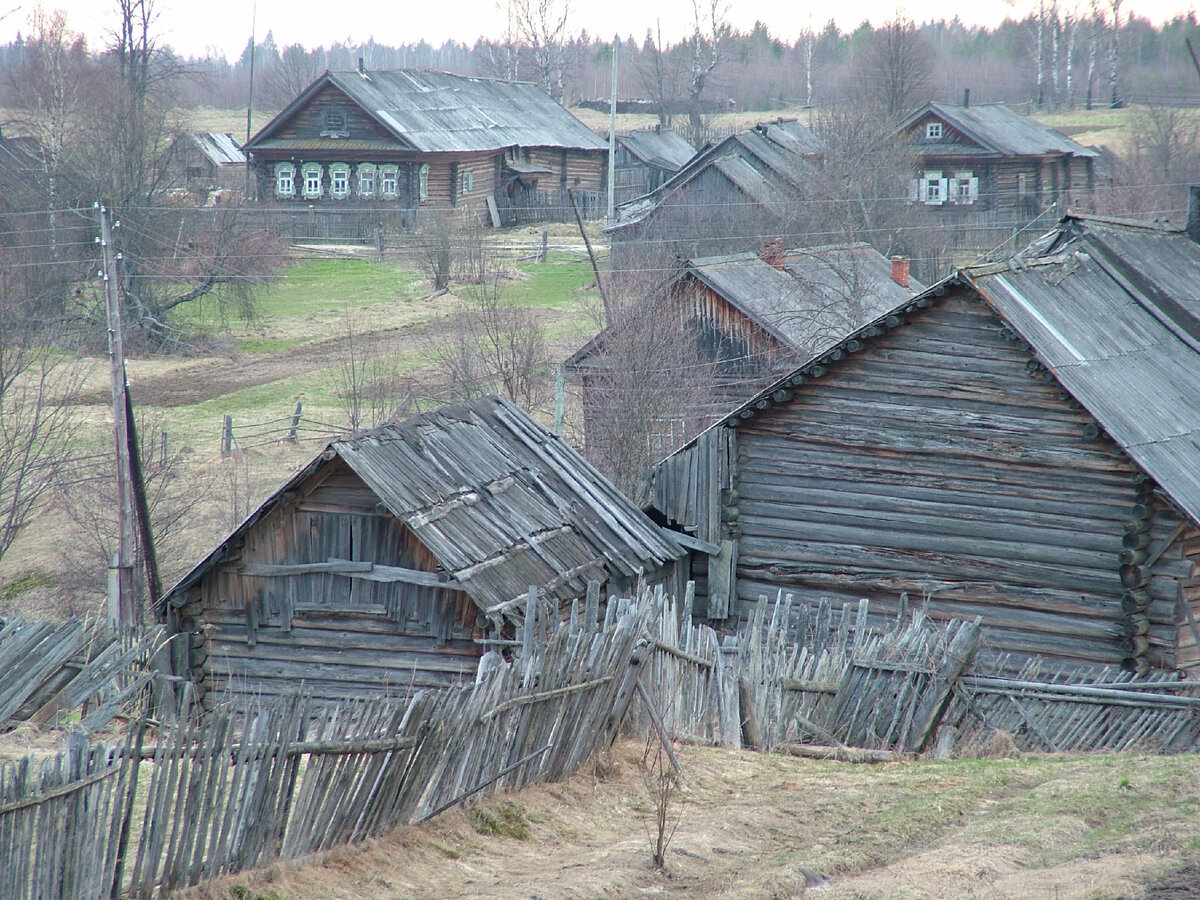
xmin=642 ymin=592 xmax=1200 ymax=759
xmin=0 ymin=597 xmax=649 ymax=899
xmin=0 ymin=618 xmax=163 ymax=733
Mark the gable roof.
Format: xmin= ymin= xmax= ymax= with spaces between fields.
xmin=617 ymin=129 xmax=696 ymax=171
xmin=900 ymin=102 xmax=1097 ymax=159
xmin=684 ymin=244 xmax=923 ymax=358
xmin=566 ymin=243 xmax=918 ymax=376
xmin=660 ymin=215 xmax=1200 ymax=526
xmin=246 ymin=69 xmax=608 ymax=155
xmin=607 ymin=120 xmax=822 ymax=233
xmin=165 ymin=395 xmax=684 ymax=615
xmin=964 ymin=216 xmax=1200 ymax=524
xmin=188 ymin=132 xmax=246 ymax=167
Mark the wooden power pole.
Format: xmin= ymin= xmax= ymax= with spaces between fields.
xmin=100 ymin=203 xmax=138 ymax=632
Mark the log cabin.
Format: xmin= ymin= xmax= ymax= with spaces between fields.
xmin=897 ymin=100 xmax=1096 ymax=226
xmin=566 ymin=241 xmax=923 ymax=464
xmin=243 ymin=66 xmax=608 ymax=227
xmin=161 ymin=395 xmax=686 ymax=709
xmin=613 ymin=128 xmax=696 ymax=206
xmin=645 ymin=196 xmax=1200 ymax=674
xmin=606 ymin=119 xmax=824 ymax=274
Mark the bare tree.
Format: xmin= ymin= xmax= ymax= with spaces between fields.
xmin=508 ymin=0 xmax=571 ymax=101
xmin=334 ymin=307 xmax=417 ymax=432
xmin=1107 ymin=0 xmax=1124 ymax=107
xmin=863 ymin=16 xmax=933 ymax=121
xmin=638 ymin=22 xmax=682 ymax=128
xmin=686 ymin=0 xmax=727 ymax=132
xmin=262 ymin=43 xmax=326 ymax=108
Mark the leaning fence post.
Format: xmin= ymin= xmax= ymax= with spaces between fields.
xmin=287 ymin=401 xmax=303 ymax=443
xmin=221 ymin=414 xmax=233 ymax=457
xmin=906 ymin=617 xmax=982 ymax=753
xmin=539 ymin=229 xmax=548 ymax=262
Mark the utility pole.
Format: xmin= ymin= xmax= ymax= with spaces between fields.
xmin=100 ymin=203 xmax=137 ymax=633
xmin=244 ymin=1 xmax=257 ymax=198
xmin=607 ymin=33 xmax=618 ymax=224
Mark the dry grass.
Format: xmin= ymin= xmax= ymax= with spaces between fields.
xmin=170 ymin=739 xmax=1200 ymax=900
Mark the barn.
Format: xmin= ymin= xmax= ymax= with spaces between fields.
xmin=645 ymin=202 xmax=1200 ymax=674
xmin=162 ymin=395 xmax=686 ymax=709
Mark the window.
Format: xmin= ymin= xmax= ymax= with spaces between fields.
xmin=1018 ymin=173 xmax=1029 ymax=197
xmin=925 ymin=121 xmax=943 ymax=140
xmin=274 ymin=163 xmax=296 ymax=198
xmin=379 ymin=164 xmax=399 ymax=198
xmin=321 ymin=109 xmax=348 ymax=138
xmin=952 ymin=171 xmax=978 ymax=204
xmin=418 ymin=163 xmax=429 ymax=202
xmin=918 ymin=170 xmax=947 ymax=205
xmin=461 ymin=170 xmax=474 ymax=195
xmin=357 ymin=163 xmax=376 ymax=198
xmin=329 ymin=163 xmax=350 ymax=199
xmin=302 ymin=163 xmax=323 ymax=199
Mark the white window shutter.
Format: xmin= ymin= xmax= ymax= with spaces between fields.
xmin=910 ymin=178 xmax=920 ymax=202
xmin=969 ymin=176 xmax=979 ymax=202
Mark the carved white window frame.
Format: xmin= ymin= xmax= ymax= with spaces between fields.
xmin=275 ymin=162 xmax=296 ymax=198
xmin=301 ymin=162 xmax=324 ymax=199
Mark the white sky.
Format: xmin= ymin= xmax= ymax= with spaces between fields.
xmin=1 ymin=0 xmax=1197 ymax=62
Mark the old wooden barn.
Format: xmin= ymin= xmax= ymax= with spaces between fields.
xmin=645 ymin=201 xmax=1200 ymax=674
xmin=567 ymin=241 xmax=923 ymax=463
xmin=162 ymin=396 xmax=686 ymax=709
xmin=605 ymin=119 xmax=823 ymax=273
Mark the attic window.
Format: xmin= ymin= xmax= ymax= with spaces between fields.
xmin=925 ymin=122 xmax=943 ymax=140
xmin=321 ymin=109 xmax=349 ymax=138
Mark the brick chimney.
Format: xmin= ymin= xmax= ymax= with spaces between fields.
xmin=891 ymin=255 xmax=910 ymax=288
xmin=758 ymin=238 xmax=785 ymax=269
xmin=1188 ymin=186 xmax=1200 ymax=245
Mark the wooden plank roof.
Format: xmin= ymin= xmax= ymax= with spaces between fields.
xmin=246 ymin=69 xmax=608 ymax=155
xmin=164 ymin=395 xmax=684 ymax=614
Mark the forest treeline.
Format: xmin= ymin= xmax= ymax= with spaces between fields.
xmin=0 ymin=7 xmax=1198 ymax=118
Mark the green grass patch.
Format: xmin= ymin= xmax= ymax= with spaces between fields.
xmin=0 ymin=571 xmax=55 ymax=599
xmin=466 ymin=803 xmax=532 ymax=839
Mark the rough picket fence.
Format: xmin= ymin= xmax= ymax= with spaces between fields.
xmin=643 ymin=592 xmax=1200 ymax=759
xmin=0 ymin=617 xmax=164 ymax=733
xmin=0 ymin=596 xmax=650 ymax=899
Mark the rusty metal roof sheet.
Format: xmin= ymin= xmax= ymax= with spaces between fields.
xmin=900 ymin=103 xmax=1098 ymax=159
xmin=251 ymin=69 xmax=608 ymax=155
xmin=164 ymin=395 xmax=683 ymax=614
xmin=964 ymin=216 xmax=1200 ymax=523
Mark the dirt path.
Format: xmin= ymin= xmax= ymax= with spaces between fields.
xmin=178 ymin=741 xmax=1200 ymax=900
xmin=79 ymin=321 xmax=452 ymax=409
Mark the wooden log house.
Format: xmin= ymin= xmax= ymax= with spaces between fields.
xmin=243 ymin=67 xmax=608 ymax=227
xmin=161 ymin=395 xmax=686 ymax=709
xmin=898 ymin=100 xmax=1096 ymax=226
xmin=645 ymin=200 xmax=1200 ymax=674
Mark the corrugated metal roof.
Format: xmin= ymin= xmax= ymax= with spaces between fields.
xmin=190 ymin=132 xmax=246 ymax=167
xmin=965 ymin=217 xmax=1200 ymax=523
xmin=618 ymin=129 xmax=696 ymax=171
xmin=686 ymin=244 xmax=925 ymax=358
xmin=164 ymin=395 xmax=683 ymax=614
xmin=608 ymin=120 xmax=821 ymax=231
xmin=250 ymin=69 xmax=608 ymax=155
xmin=901 ymin=103 xmax=1097 ymax=158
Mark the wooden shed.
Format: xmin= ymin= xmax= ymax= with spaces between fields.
xmin=606 ymin=119 xmax=823 ymax=273
xmin=645 ymin=206 xmax=1200 ymax=674
xmin=613 ymin=128 xmax=696 ymax=206
xmin=566 ymin=242 xmax=923 ymax=462
xmin=162 ymin=395 xmax=685 ymax=709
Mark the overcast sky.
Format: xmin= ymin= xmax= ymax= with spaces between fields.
xmin=1 ymin=0 xmax=1196 ymax=61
